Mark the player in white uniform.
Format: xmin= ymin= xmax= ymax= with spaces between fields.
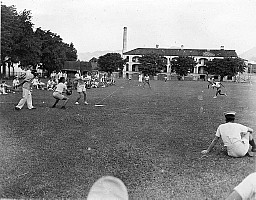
xmin=143 ymin=74 xmax=151 ymax=88
xmin=225 ymin=172 xmax=256 ymax=200
xmin=12 ymin=76 xmax=19 ymax=91
xmin=207 ymin=77 xmax=215 ymax=89
xmin=138 ymin=73 xmax=143 ymax=86
xmin=213 ymin=81 xmax=227 ymax=98
xmin=74 ymin=72 xmax=89 ymax=105
xmin=201 ymin=111 xmax=256 ymax=157
xmin=52 ymin=77 xmax=69 ymax=109
xmin=15 ymin=66 xmax=36 ymax=110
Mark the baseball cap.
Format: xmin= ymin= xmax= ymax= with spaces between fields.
xmin=87 ymin=176 xmax=128 ymax=200
xmin=224 ymin=111 xmax=236 ymax=116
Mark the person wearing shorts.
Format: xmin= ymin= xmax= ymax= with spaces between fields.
xmin=213 ymin=81 xmax=227 ymax=98
xmin=52 ymin=77 xmax=69 ymax=109
xmin=143 ymin=74 xmax=151 ymax=88
xmin=74 ymin=72 xmax=88 ymax=105
xmin=201 ymin=111 xmax=256 ymax=157
xmin=225 ymin=172 xmax=256 ymax=200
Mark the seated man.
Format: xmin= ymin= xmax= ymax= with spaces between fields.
xmin=32 ymin=76 xmax=40 ymax=89
xmin=47 ymin=78 xmax=56 ymax=91
xmin=0 ymin=81 xmax=11 ymax=94
xmin=201 ymin=111 xmax=256 ymax=157
xmin=225 ymin=172 xmax=256 ymax=200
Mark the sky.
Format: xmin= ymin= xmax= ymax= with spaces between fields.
xmin=2 ymin=0 xmax=256 ymax=55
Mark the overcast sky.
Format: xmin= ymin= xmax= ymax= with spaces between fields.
xmin=2 ymin=0 xmax=256 ymax=54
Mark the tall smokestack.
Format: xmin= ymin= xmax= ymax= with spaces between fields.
xmin=122 ymin=27 xmax=127 ymax=54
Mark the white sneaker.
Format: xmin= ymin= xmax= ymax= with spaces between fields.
xmin=84 ymin=101 xmax=88 ymax=105
xmin=213 ymin=96 xmax=217 ymax=98
xmin=75 ymin=102 xmax=79 ymax=105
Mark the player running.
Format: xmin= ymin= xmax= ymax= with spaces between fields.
xmin=74 ymin=71 xmax=89 ymax=105
xmin=212 ymin=81 xmax=227 ymax=98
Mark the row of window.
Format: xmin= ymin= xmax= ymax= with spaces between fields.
xmin=126 ymin=56 xmax=210 ymax=65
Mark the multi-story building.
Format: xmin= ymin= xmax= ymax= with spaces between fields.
xmin=122 ymin=45 xmax=238 ymax=80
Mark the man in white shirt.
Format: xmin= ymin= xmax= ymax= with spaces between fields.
xmin=213 ymin=81 xmax=227 ymax=98
xmin=52 ymin=77 xmax=69 ymax=109
xmin=143 ymin=74 xmax=151 ymax=89
xmin=15 ymin=66 xmax=36 ymax=110
xmin=74 ymin=72 xmax=89 ymax=105
xmin=225 ymin=172 xmax=256 ymax=200
xmin=201 ymin=111 xmax=256 ymax=157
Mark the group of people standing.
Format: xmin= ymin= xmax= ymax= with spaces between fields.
xmin=138 ymin=73 xmax=151 ymax=88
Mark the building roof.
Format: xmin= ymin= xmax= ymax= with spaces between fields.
xmin=63 ymin=61 xmax=92 ymax=72
xmin=123 ymin=48 xmax=238 ymax=57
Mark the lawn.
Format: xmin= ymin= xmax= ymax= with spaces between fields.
xmin=0 ymin=78 xmax=255 ymax=199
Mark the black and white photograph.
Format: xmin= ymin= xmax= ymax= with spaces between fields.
xmin=1 ymin=0 xmax=256 ymax=199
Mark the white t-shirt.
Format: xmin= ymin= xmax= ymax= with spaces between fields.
xmin=23 ymin=73 xmax=34 ymax=90
xmin=144 ymin=76 xmax=149 ymax=81
xmin=55 ymin=82 xmax=67 ymax=93
xmin=214 ymin=82 xmax=221 ymax=88
xmin=215 ymin=123 xmax=249 ymax=146
xmin=139 ymin=75 xmax=143 ymax=82
xmin=234 ymin=172 xmax=256 ymax=200
xmin=13 ymin=79 xmax=19 ymax=86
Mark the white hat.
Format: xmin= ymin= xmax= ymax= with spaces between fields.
xmin=224 ymin=111 xmax=236 ymax=116
xmin=87 ymin=176 xmax=128 ymax=200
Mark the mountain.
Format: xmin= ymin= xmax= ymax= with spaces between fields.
xmin=78 ymin=50 xmax=122 ymax=61
xmin=239 ymin=47 xmax=256 ymax=62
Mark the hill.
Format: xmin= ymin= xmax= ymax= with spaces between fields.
xmin=78 ymin=50 xmax=122 ymax=61
xmin=239 ymin=47 xmax=256 ymax=62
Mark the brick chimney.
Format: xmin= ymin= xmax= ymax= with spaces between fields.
xmin=220 ymin=46 xmax=224 ymax=50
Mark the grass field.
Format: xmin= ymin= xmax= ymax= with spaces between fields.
xmin=0 ymin=79 xmax=256 ymax=199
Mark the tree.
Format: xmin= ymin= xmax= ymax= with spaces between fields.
xmin=171 ymin=56 xmax=197 ymax=78
xmin=12 ymin=9 xmax=42 ymax=67
xmin=138 ymin=53 xmax=166 ymax=76
xmin=98 ymin=53 xmax=124 ymax=73
xmin=65 ymin=42 xmax=77 ymax=61
xmin=205 ymin=57 xmax=246 ymax=81
xmin=35 ymin=28 xmax=77 ymax=74
xmin=1 ymin=3 xmax=78 ymax=77
xmin=1 ymin=4 xmax=20 ymax=76
xmin=1 ymin=4 xmax=42 ymax=76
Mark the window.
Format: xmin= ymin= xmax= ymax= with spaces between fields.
xmin=126 ymin=64 xmax=129 ymax=71
xmin=132 ymin=64 xmax=139 ymax=72
xmin=132 ymin=56 xmax=140 ymax=62
xmin=227 ymin=75 xmax=233 ymax=80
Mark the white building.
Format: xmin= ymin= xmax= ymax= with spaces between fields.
xmin=122 ymin=46 xmax=238 ymax=80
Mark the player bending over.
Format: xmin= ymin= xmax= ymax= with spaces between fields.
xmin=213 ymin=81 xmax=227 ymax=98
xmin=51 ymin=77 xmax=69 ymax=109
xmin=201 ymin=111 xmax=256 ymax=157
xmin=225 ymin=172 xmax=256 ymax=200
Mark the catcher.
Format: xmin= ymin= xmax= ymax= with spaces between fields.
xmin=51 ymin=77 xmax=70 ymax=109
